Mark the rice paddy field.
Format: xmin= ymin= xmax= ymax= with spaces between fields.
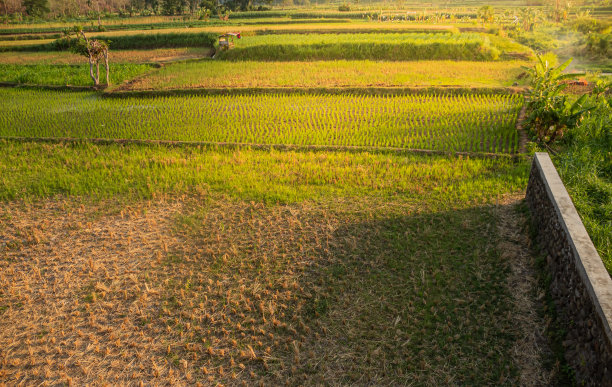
xmin=0 ymin=23 xmax=460 ymax=51
xmin=0 ymin=140 xmax=545 ymax=385
xmin=0 ymin=22 xmax=455 ymax=40
xmin=0 ymin=8 xmax=574 ymax=386
xmin=215 ymin=32 xmax=499 ymax=61
xmin=0 ymin=90 xmax=522 ymax=154
xmin=0 ymin=48 xmax=213 ymax=65
xmin=125 ymin=60 xmax=528 ymax=90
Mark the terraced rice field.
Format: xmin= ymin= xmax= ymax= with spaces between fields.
xmin=216 ymin=32 xmax=499 ymax=61
xmin=0 ymin=10 xmax=559 ymax=387
xmin=124 ymin=60 xmax=528 ymax=90
xmin=0 ymin=48 xmax=212 ymax=65
xmin=0 ymin=90 xmax=523 ymax=154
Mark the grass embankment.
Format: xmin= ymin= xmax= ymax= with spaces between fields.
xmin=215 ymin=32 xmax=500 ymax=61
xmin=0 ymin=63 xmax=152 ymax=86
xmin=127 ymin=59 xmax=529 ymax=90
xmin=0 ymin=139 xmax=531 ymax=385
xmin=554 ymin=97 xmax=611 ymax=272
xmin=0 ymin=89 xmax=522 ymax=154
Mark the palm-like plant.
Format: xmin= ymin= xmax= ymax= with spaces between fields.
xmin=523 ymin=56 xmax=591 ymax=144
xmin=519 ymin=7 xmax=540 ymax=31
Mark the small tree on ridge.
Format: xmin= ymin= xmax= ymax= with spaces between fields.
xmin=63 ymin=26 xmax=110 ymax=87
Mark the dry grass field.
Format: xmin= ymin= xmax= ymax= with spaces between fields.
xmin=0 ymin=191 xmax=552 ymax=385
xmin=0 ymin=48 xmax=212 ymax=65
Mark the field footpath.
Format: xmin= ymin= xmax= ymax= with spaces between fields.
xmin=106 ymin=85 xmax=527 ymax=97
xmin=0 ymin=136 xmax=528 ymax=161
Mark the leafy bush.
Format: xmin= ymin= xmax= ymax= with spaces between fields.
xmin=572 ymin=17 xmax=610 ymax=35
xmin=508 ymin=29 xmax=557 ymax=52
xmin=584 ymin=32 xmax=610 ymax=58
xmin=338 ymin=4 xmax=350 ymax=12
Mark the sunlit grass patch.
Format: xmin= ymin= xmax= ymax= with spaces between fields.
xmin=0 ymin=140 xmax=528 ymax=203
xmin=127 ymin=60 xmax=529 ymax=90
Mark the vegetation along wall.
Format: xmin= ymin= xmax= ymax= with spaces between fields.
xmin=526 ymin=152 xmax=612 ymax=385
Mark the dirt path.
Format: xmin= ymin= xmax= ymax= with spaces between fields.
xmin=496 ymin=196 xmax=554 ymax=385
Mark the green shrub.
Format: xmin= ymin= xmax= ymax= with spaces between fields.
xmin=584 ymin=32 xmax=610 ymax=58
xmin=572 ymin=17 xmax=610 ymax=35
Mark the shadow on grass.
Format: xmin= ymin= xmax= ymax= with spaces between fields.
xmin=164 ymin=198 xmax=522 ymax=385
xmin=290 ymin=204 xmax=517 ymax=386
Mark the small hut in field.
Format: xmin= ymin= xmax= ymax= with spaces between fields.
xmin=218 ymin=32 xmax=241 ymax=51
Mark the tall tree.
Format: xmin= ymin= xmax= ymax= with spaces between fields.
xmin=22 ymin=0 xmax=49 ymax=17
xmin=162 ymin=0 xmax=185 ymax=14
xmin=477 ymin=5 xmax=494 ymax=26
xmin=186 ymin=0 xmax=198 ymax=13
xmin=1 ymin=0 xmax=23 ymax=17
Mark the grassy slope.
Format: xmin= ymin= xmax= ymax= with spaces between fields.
xmin=0 ymin=89 xmax=522 ymax=154
xmin=553 ymin=99 xmax=611 ymax=272
xmin=127 ymin=59 xmax=529 ymax=90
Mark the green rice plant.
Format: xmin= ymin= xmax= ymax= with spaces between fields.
xmin=215 ymin=32 xmax=500 ymax=61
xmin=0 ymin=139 xmax=527 ymax=203
xmin=0 ymin=18 xmax=351 ymax=37
xmin=0 ymin=31 xmax=217 ymax=52
xmin=0 ymin=89 xmax=523 ymax=154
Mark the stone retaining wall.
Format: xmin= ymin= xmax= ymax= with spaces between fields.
xmin=526 ymin=152 xmax=612 ymax=385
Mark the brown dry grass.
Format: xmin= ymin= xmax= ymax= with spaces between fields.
xmin=496 ymin=195 xmax=554 ymax=386
xmin=0 ymin=194 xmax=552 ymax=385
xmin=0 ymin=194 xmax=350 ymax=385
xmin=0 ymin=48 xmax=211 ymax=65
xmin=0 ymin=197 xmax=188 ymax=385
